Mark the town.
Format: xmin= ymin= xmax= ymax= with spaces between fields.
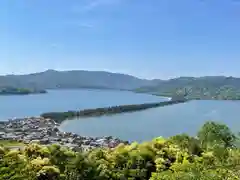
xmin=0 ymin=117 xmax=128 ymax=151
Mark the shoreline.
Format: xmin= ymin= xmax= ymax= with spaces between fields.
xmin=0 ymin=98 xmax=186 ymax=151
xmin=0 ymin=91 xmax=238 ymax=151
xmin=1 ymin=87 xmax=239 ymax=100
xmin=0 ymin=117 xmax=128 ymax=151
xmin=0 ymin=91 xmax=47 ymax=96
xmin=40 ymin=99 xmax=187 ymax=123
xmin=134 ymin=91 xmax=240 ymax=101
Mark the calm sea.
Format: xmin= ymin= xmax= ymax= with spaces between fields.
xmin=0 ymin=89 xmax=239 ymax=142
xmin=0 ymin=89 xmax=167 ymax=120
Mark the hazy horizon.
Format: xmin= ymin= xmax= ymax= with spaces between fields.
xmin=0 ymin=68 xmax=239 ymax=81
xmin=1 ymin=1 xmax=240 ymax=79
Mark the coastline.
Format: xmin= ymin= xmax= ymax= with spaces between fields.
xmin=0 ymin=94 xmax=185 ymax=151
xmin=0 ymin=90 xmax=47 ymax=96
xmin=0 ymin=117 xmax=128 ymax=151
xmin=0 ymin=88 xmax=239 ymax=151
xmin=134 ymin=91 xmax=240 ymax=101
xmin=40 ymin=99 xmax=186 ymax=122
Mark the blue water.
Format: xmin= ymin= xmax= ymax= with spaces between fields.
xmin=60 ymin=100 xmax=240 ymax=142
xmin=0 ymin=89 xmax=239 ymax=142
xmin=0 ymin=89 xmax=167 ymax=120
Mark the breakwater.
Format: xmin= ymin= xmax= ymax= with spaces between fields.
xmin=41 ymin=99 xmax=187 ymax=122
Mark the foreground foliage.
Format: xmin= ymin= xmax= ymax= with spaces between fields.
xmin=0 ymin=121 xmax=239 ymax=180
xmin=0 ymin=140 xmax=24 ymax=147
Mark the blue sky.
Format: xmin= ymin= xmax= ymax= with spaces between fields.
xmin=1 ymin=0 xmax=240 ymax=79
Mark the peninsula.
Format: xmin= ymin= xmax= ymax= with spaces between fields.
xmin=40 ymin=99 xmax=187 ymax=122
xmin=0 ymin=87 xmax=47 ymax=95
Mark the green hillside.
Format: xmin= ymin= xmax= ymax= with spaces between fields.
xmin=135 ymin=76 xmax=240 ymax=100
xmin=1 ymin=71 xmax=240 ymax=100
xmin=0 ymin=70 xmax=160 ymax=90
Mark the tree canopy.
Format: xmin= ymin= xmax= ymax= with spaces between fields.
xmin=0 ymin=121 xmax=239 ymax=180
xmin=135 ymin=77 xmax=240 ymax=100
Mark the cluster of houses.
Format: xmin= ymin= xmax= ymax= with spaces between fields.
xmin=0 ymin=117 xmax=127 ymax=151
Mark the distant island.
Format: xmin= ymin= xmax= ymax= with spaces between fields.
xmin=0 ymin=87 xmax=47 ymax=95
xmin=135 ymin=77 xmax=240 ymax=100
xmin=1 ymin=70 xmax=240 ymax=100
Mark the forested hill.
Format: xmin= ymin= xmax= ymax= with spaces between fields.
xmin=0 ymin=70 xmax=160 ymax=90
xmin=135 ymin=76 xmax=240 ymax=100
xmin=1 ymin=70 xmax=240 ymax=100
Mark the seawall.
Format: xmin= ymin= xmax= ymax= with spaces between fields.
xmin=41 ymin=99 xmax=187 ymax=123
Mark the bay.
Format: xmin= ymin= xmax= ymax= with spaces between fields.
xmin=0 ymin=89 xmax=167 ymax=120
xmin=0 ymin=89 xmax=239 ymax=142
xmin=60 ymin=100 xmax=240 ymax=142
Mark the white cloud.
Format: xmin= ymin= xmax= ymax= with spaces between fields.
xmin=50 ymin=43 xmax=62 ymax=49
xmin=64 ymin=20 xmax=94 ymax=28
xmin=77 ymin=23 xmax=94 ymax=28
xmin=83 ymin=0 xmax=105 ymax=11
xmin=68 ymin=0 xmax=122 ymax=29
xmin=72 ymin=0 xmax=121 ymax=13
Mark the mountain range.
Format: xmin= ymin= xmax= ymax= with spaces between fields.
xmin=1 ymin=70 xmax=240 ymax=100
xmin=0 ymin=70 xmax=160 ymax=90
